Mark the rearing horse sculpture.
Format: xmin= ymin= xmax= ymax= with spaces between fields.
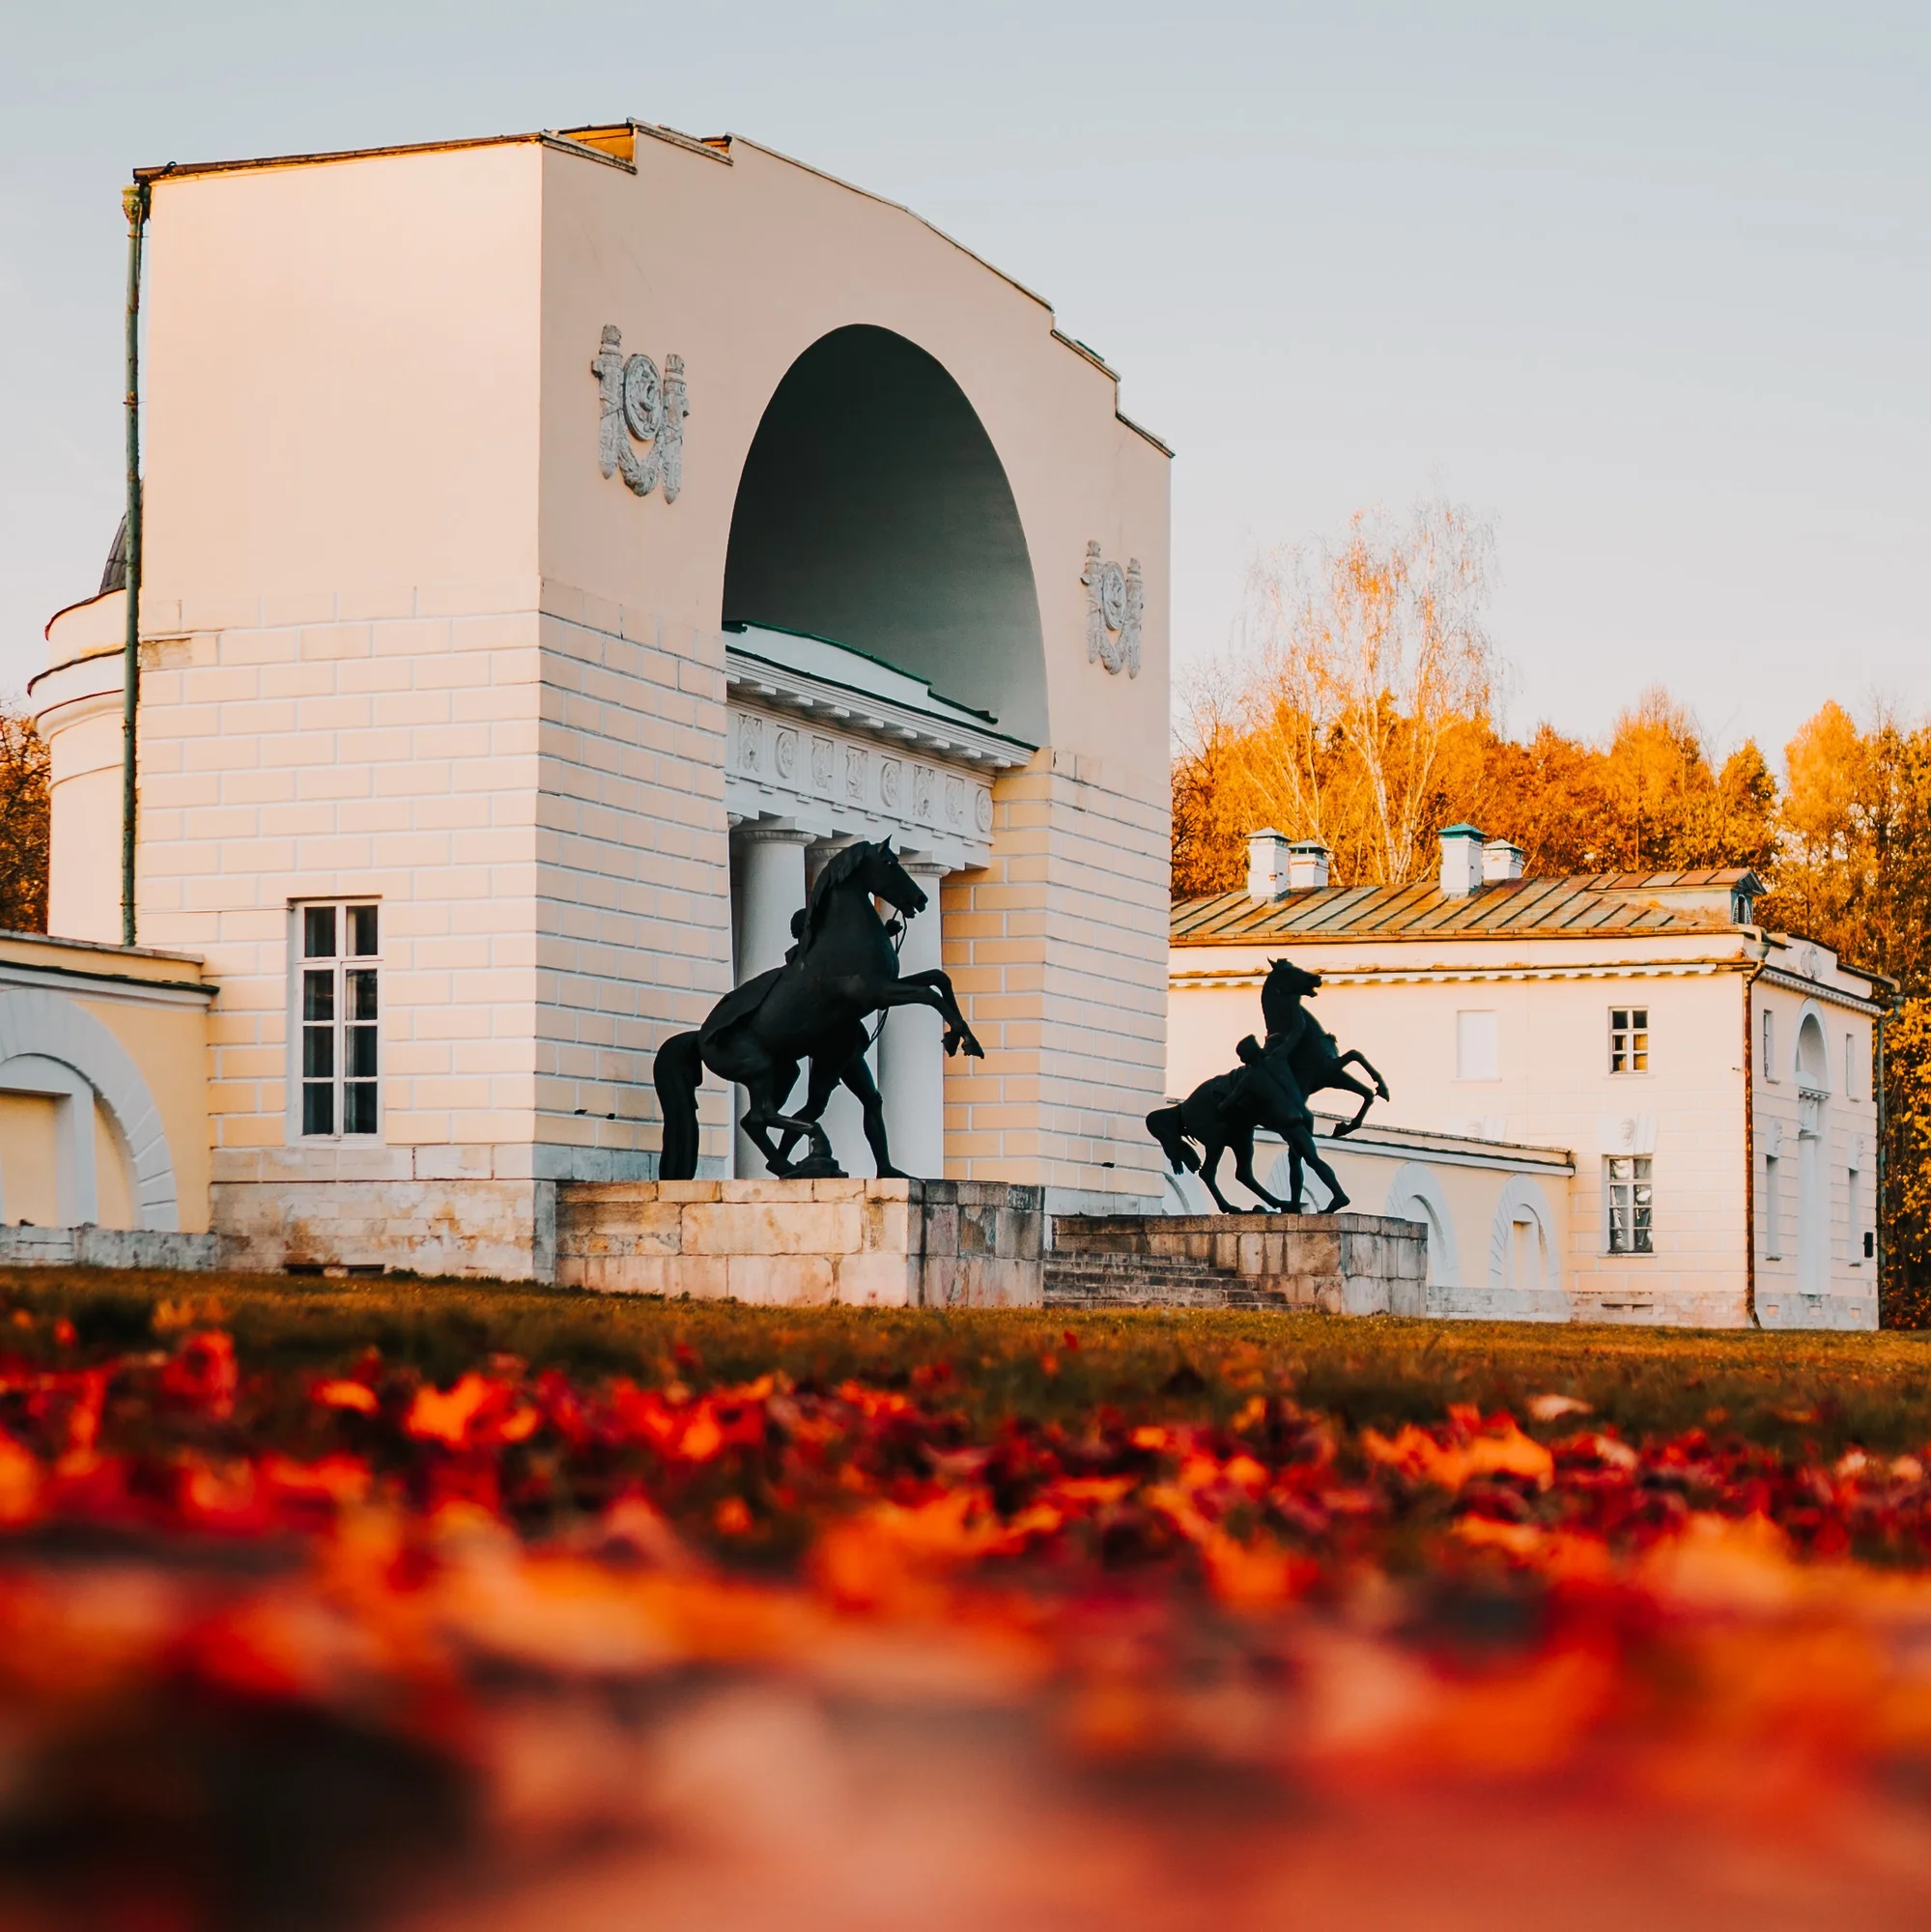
xmin=653 ymin=838 xmax=983 ymax=1180
xmin=1260 ymin=957 xmax=1388 ymax=1135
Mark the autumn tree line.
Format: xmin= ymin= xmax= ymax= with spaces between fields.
xmin=1173 ymin=502 xmax=1931 ymax=1323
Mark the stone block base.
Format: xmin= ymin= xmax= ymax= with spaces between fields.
xmin=555 ymin=1179 xmax=1044 ymax=1308
xmin=1052 ymin=1213 xmax=1428 ymax=1315
xmin=0 ymin=1226 xmax=223 ymax=1271
xmin=213 ymin=1179 xmax=555 ymax=1279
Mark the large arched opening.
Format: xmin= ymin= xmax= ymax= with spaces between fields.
xmin=723 ymin=325 xmax=1047 ymax=745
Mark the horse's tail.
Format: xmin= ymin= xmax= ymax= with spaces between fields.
xmin=1146 ymin=1105 xmax=1199 ymax=1175
xmin=653 ymin=1031 xmax=705 ymax=1181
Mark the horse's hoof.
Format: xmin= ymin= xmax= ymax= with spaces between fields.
xmin=785 ymin=1154 xmax=847 ymax=1180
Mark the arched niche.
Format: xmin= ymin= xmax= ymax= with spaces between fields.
xmin=1795 ymin=1007 xmax=1831 ymax=1093
xmin=1489 ymin=1174 xmax=1558 ymax=1295
xmin=1384 ymin=1161 xmax=1460 ymax=1287
xmin=723 ymin=326 xmax=1048 ymax=746
xmin=0 ymin=988 xmax=182 ymax=1232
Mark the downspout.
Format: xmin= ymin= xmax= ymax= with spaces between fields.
xmin=1877 ymin=999 xmax=1889 ymax=1320
xmin=121 ymin=180 xmax=149 ymax=950
xmin=1743 ymin=952 xmax=1763 ymax=1327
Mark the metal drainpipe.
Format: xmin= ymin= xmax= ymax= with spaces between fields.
xmin=121 ymin=180 xmax=149 ymax=950
xmin=1877 ymin=999 xmax=1890 ymax=1318
xmin=1743 ymin=952 xmax=1763 ymax=1327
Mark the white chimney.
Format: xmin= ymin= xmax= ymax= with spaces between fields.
xmin=1438 ymin=823 xmax=1485 ymax=896
xmin=1482 ymin=838 xmax=1524 ymax=884
xmin=1287 ymin=840 xmax=1331 ymax=890
xmin=1246 ymin=828 xmax=1292 ymax=901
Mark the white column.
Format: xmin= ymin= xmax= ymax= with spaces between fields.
xmin=804 ymin=838 xmax=873 ymax=1177
xmin=732 ymin=823 xmax=810 ymax=1179
xmin=879 ymin=856 xmax=949 ymax=1179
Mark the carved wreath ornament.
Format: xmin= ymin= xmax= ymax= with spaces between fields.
xmin=591 ymin=326 xmax=689 ymax=501
xmin=1082 ymin=542 xmax=1144 ymax=678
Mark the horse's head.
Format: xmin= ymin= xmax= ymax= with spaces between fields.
xmin=860 ymin=838 xmax=928 ymax=922
xmin=1266 ymin=957 xmax=1321 ymax=998
xmin=1261 ymin=956 xmax=1320 ymax=1040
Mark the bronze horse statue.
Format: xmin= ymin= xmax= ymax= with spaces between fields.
xmin=653 ymin=838 xmax=982 ymax=1179
xmin=1146 ymin=1032 xmax=1349 ymax=1214
xmin=1259 ymin=957 xmax=1389 ymax=1136
xmin=1145 ymin=956 xmax=1389 ymax=1213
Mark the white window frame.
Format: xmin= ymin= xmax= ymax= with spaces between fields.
xmin=1761 ymin=1009 xmax=1776 ymax=1082
xmin=1762 ymin=1151 xmax=1781 ymax=1260
xmin=289 ymin=900 xmax=383 ymax=1142
xmin=1844 ymin=1032 xmax=1857 ymax=1102
xmin=1605 ymin=1153 xmax=1653 ymax=1255
xmin=1608 ymin=1005 xmax=1650 ymax=1076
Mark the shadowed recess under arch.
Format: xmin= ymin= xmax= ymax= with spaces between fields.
xmin=723 ymin=325 xmax=1048 ymax=746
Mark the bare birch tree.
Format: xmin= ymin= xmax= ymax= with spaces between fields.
xmin=1237 ymin=500 xmax=1499 ymax=886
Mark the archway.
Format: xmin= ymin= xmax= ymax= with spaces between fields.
xmin=0 ymin=989 xmax=183 ymax=1232
xmin=1385 ymin=1161 xmax=1460 ymax=1286
xmin=1489 ymin=1174 xmax=1557 ymax=1296
xmin=723 ymin=325 xmax=1048 ymax=745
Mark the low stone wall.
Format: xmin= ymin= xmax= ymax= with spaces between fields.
xmin=212 ymin=1178 xmax=556 ymax=1280
xmin=0 ymin=1226 xmax=223 ymax=1271
xmin=1052 ymin=1213 xmax=1428 ymax=1316
xmin=556 ymin=1179 xmax=1044 ymax=1308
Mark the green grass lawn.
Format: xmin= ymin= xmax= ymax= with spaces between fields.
xmin=8 ymin=1263 xmax=1931 ymax=1454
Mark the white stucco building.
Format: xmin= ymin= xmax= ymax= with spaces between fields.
xmin=1168 ymin=826 xmax=1892 ymax=1328
xmin=23 ymin=119 xmax=1173 ymax=1278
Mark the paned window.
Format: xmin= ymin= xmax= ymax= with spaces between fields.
xmin=1761 ymin=1009 xmax=1776 ymax=1081
xmin=1845 ymin=1033 xmax=1858 ymax=1101
xmin=296 ymin=902 xmax=381 ymax=1138
xmin=1606 ymin=1154 xmax=1653 ymax=1255
xmin=1609 ymin=1007 xmax=1649 ymax=1074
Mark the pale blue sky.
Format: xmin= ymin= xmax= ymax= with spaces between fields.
xmin=2 ymin=1 xmax=1925 ymax=762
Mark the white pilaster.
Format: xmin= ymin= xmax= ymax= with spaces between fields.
xmin=879 ymin=855 xmax=949 ymax=1179
xmin=731 ymin=822 xmax=810 ymax=1179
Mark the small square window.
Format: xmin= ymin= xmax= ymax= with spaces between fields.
xmin=1607 ymin=1154 xmax=1653 ymax=1254
xmin=1609 ymin=1007 xmax=1649 ymax=1074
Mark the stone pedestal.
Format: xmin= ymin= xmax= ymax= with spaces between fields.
xmin=555 ymin=1178 xmax=1043 ymax=1307
xmin=1048 ymin=1213 xmax=1428 ymax=1315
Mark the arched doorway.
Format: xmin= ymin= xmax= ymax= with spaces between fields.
xmin=717 ymin=327 xmax=1045 ymax=1179
xmin=723 ymin=325 xmax=1047 ymax=744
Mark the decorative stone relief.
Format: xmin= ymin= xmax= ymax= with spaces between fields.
xmin=591 ymin=327 xmax=690 ymax=502
xmin=1082 ymin=541 xmax=1144 ymax=678
xmin=725 ymin=700 xmax=996 ymax=866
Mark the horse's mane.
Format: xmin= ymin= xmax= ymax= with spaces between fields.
xmin=798 ymin=840 xmax=876 ymax=953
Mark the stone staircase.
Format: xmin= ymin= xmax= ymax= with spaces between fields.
xmin=1044 ymin=1213 xmax=1428 ymax=1316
